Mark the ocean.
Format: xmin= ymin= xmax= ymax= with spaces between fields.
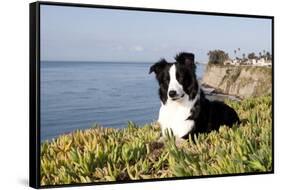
xmin=41 ymin=61 xmax=206 ymax=141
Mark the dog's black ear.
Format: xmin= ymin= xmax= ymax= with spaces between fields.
xmin=149 ymin=59 xmax=168 ymax=75
xmin=175 ymin=52 xmax=195 ymax=70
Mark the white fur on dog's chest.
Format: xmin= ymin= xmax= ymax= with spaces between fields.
xmin=158 ymin=96 xmax=198 ymax=138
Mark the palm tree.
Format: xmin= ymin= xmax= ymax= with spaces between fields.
xmin=259 ymin=52 xmax=262 ymax=58
xmin=237 ymin=48 xmax=241 ymax=58
xmin=266 ymin=51 xmax=271 ymax=61
xmin=242 ymin=53 xmax=246 ymax=60
xmin=234 ymin=50 xmax=237 ymax=58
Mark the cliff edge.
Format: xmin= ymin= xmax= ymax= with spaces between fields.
xmin=202 ymin=65 xmax=272 ymax=99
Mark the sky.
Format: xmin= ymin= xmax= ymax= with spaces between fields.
xmin=40 ymin=5 xmax=272 ymax=63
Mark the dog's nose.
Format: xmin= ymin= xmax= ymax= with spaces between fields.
xmin=169 ymin=90 xmax=177 ymax=98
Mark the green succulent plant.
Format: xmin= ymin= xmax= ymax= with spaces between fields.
xmin=41 ymin=95 xmax=272 ymax=186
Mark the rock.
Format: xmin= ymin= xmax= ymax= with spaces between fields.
xmin=202 ymin=64 xmax=272 ymax=99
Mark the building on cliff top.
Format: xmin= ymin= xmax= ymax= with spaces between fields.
xmin=224 ymin=57 xmax=271 ymax=66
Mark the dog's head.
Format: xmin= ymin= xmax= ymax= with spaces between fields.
xmin=149 ymin=52 xmax=198 ymax=104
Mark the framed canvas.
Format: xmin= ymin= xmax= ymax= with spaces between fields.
xmin=29 ymin=1 xmax=274 ymax=188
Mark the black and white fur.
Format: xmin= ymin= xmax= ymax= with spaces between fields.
xmin=149 ymin=52 xmax=240 ymax=139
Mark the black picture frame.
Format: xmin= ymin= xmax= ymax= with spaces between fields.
xmin=29 ymin=1 xmax=274 ymax=189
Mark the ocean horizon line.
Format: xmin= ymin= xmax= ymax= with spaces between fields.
xmin=41 ymin=60 xmax=207 ymax=64
xmin=41 ymin=60 xmax=154 ymax=64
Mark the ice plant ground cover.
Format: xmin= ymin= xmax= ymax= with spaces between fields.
xmin=40 ymin=95 xmax=272 ymax=186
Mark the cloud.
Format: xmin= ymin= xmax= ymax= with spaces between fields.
xmin=132 ymin=45 xmax=144 ymax=52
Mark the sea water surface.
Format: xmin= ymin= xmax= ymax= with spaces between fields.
xmin=41 ymin=61 xmax=206 ymax=141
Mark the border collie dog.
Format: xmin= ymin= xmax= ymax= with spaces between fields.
xmin=149 ymin=52 xmax=240 ymax=139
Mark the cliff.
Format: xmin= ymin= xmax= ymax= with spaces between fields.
xmin=202 ymin=64 xmax=272 ymax=99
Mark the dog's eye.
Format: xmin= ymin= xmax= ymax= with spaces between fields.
xmin=176 ymin=72 xmax=183 ymax=82
xmin=163 ymin=77 xmax=170 ymax=83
